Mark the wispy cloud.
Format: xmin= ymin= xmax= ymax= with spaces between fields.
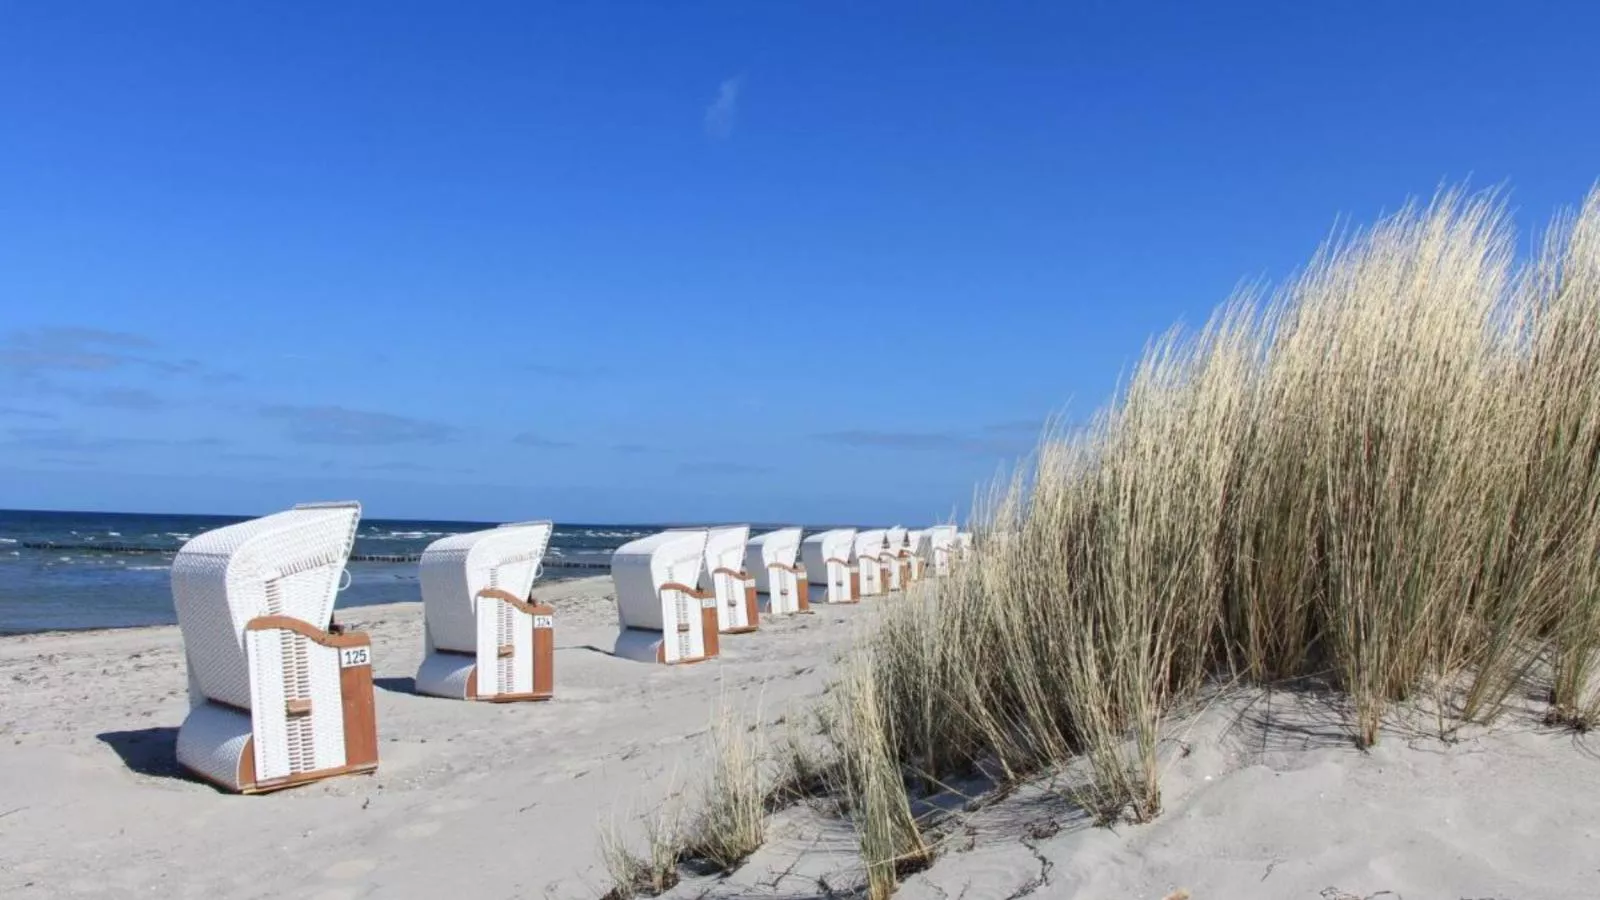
xmin=0 ymin=405 xmax=57 ymax=421
xmin=677 ymin=461 xmax=773 ymax=476
xmin=64 ymin=386 xmax=168 ymax=411
xmin=814 ymin=422 xmax=1040 ymax=457
xmin=612 ymin=443 xmax=654 ymax=454
xmin=0 ymin=327 xmax=153 ymax=373
xmin=513 ymin=432 xmax=575 ymax=449
xmin=0 ymin=326 xmax=239 ymax=382
xmin=704 ymin=75 xmax=744 ymax=139
xmin=2 ymin=427 xmax=227 ymax=453
xmin=260 ymin=405 xmax=457 ymax=446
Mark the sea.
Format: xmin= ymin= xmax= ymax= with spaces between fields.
xmin=0 ymin=509 xmax=656 ymax=635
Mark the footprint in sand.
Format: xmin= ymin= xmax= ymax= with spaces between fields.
xmin=394 ymin=820 xmax=443 ymax=839
xmin=321 ymin=858 xmax=378 ymax=880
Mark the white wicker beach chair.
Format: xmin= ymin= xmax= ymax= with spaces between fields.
xmin=906 ymin=529 xmax=931 ymax=581
xmin=882 ymin=526 xmax=909 ymax=590
xmin=854 ymin=529 xmax=888 ymax=596
xmin=611 ymin=530 xmax=718 ymax=664
xmin=745 ymin=527 xmax=807 ymax=615
xmin=171 ymin=501 xmax=375 ymax=793
xmin=414 ymin=521 xmax=555 ymax=702
xmin=927 ymin=525 xmax=958 ymax=576
xmin=698 ymin=525 xmax=756 ymax=633
xmin=800 ymin=528 xmax=858 ymax=605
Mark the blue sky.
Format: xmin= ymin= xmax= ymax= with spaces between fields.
xmin=2 ymin=2 xmax=1598 ymax=524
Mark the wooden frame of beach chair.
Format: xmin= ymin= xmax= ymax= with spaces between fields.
xmin=700 ymin=525 xmax=757 ymax=634
xmin=853 ymin=529 xmax=888 ymax=596
xmin=881 ymin=526 xmax=909 ymax=591
xmin=801 ymin=528 xmax=858 ymax=605
xmin=171 ymin=501 xmax=377 ymax=794
xmin=745 ymin=527 xmax=809 ymax=615
xmin=414 ymin=521 xmax=556 ymax=702
xmin=611 ymin=530 xmax=720 ymax=664
xmin=928 ymin=525 xmax=958 ymax=577
xmin=905 ymin=529 xmax=930 ymax=582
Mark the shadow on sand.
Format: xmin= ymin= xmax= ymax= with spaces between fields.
xmin=96 ymin=726 xmax=189 ymax=781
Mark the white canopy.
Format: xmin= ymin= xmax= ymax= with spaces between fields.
xmin=886 ymin=526 xmax=908 ymax=554
xmin=172 ymin=501 xmax=361 ymax=712
xmin=801 ymin=528 xmax=856 ymax=584
xmin=745 ymin=527 xmax=803 ymax=592
xmin=701 ymin=525 xmax=751 ymax=585
xmin=854 ymin=529 xmax=888 ymax=561
xmin=419 ymin=521 xmax=552 ymax=655
xmin=612 ymin=530 xmax=708 ymax=631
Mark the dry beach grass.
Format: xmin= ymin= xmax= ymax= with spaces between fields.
xmin=615 ymin=186 xmax=1600 ymax=898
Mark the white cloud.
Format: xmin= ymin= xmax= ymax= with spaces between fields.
xmin=703 ymin=75 xmax=744 ymax=139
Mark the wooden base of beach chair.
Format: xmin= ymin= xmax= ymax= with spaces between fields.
xmin=416 ymin=602 xmax=556 ymax=702
xmin=612 ymin=627 xmax=715 ymax=664
xmin=178 ymin=629 xmax=379 ymax=794
xmin=721 ymin=583 xmax=761 ymax=634
xmin=701 ymin=602 xmax=722 ymax=654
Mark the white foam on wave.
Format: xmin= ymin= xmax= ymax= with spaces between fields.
xmin=127 ymin=565 xmax=170 ymax=572
xmin=0 ymin=538 xmax=16 ymax=544
xmin=108 ymin=531 xmax=121 ymax=537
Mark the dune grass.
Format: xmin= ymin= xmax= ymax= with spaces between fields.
xmin=829 ymin=186 xmax=1600 ymax=838
xmin=681 ymin=705 xmax=768 ymax=873
xmin=604 ymin=185 xmax=1600 ymax=896
xmin=598 ymin=792 xmax=686 ymax=900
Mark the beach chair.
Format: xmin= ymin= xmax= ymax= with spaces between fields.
xmin=612 ymin=530 xmax=719 ymax=664
xmin=171 ymin=501 xmax=376 ymax=793
xmin=414 ymin=521 xmax=555 ymax=702
xmin=927 ymin=525 xmax=958 ymax=576
xmin=854 ymin=529 xmax=888 ymax=596
xmin=745 ymin=527 xmax=807 ymax=615
xmin=905 ymin=529 xmax=928 ymax=582
xmin=883 ymin=526 xmax=909 ymax=590
xmin=700 ymin=525 xmax=757 ymax=634
xmin=801 ymin=528 xmax=858 ymax=604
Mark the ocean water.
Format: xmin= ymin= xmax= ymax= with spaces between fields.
xmin=0 ymin=509 xmax=655 ymax=634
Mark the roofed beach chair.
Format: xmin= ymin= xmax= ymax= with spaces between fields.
xmin=702 ymin=524 xmax=757 ymax=634
xmin=882 ymin=525 xmax=909 ymax=590
xmin=854 ymin=529 xmax=889 ymax=596
xmin=905 ymin=529 xmax=929 ymax=582
xmin=927 ymin=525 xmax=958 ymax=576
xmin=801 ymin=528 xmax=858 ymax=605
xmin=171 ymin=501 xmax=376 ymax=793
xmin=745 ymin=527 xmax=807 ymax=615
xmin=414 ymin=521 xmax=555 ymax=702
xmin=612 ymin=530 xmax=719 ymax=664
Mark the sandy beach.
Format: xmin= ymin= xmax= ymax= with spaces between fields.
xmin=1 ymin=575 xmax=1597 ymax=899
xmin=0 ymin=577 xmax=866 ymax=899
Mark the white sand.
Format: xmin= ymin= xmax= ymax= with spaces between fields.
xmin=0 ymin=577 xmax=865 ymax=899
xmin=3 ymin=578 xmax=1599 ymax=899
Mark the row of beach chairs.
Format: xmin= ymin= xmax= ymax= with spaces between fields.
xmin=169 ymin=502 xmax=971 ymax=793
